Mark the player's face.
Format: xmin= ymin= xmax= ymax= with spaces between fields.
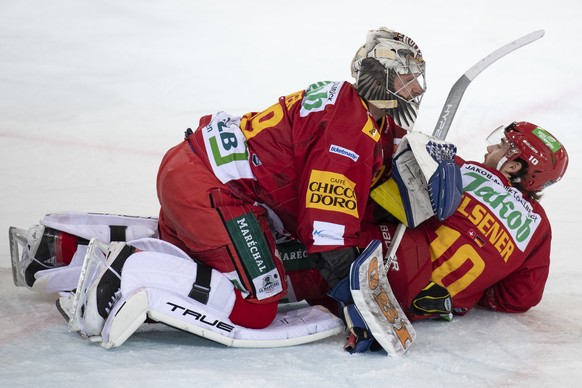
xmin=393 ymin=73 xmax=424 ymax=100
xmin=483 ymin=137 xmax=513 ymax=168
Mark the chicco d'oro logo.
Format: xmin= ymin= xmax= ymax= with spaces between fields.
xmin=306 ymin=170 xmax=358 ymax=218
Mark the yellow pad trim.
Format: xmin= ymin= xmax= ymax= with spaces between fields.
xmin=370 ymin=178 xmax=409 ymax=227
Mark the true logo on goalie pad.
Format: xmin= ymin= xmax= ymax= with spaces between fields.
xmin=366 ymin=256 xmax=413 ymax=350
xmin=166 ymin=302 xmax=235 ymax=333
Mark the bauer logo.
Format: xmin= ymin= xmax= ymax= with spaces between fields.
xmin=306 ymin=170 xmax=358 ymax=218
xmin=329 ymin=144 xmax=359 ymax=162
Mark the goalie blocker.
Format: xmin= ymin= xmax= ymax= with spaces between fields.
xmin=371 ymin=131 xmax=463 ymax=228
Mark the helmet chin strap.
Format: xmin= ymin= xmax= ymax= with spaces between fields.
xmin=496 ymin=156 xmax=509 ymax=171
xmin=368 ymin=100 xmax=398 ymax=109
xmin=496 ymin=156 xmax=522 ymax=183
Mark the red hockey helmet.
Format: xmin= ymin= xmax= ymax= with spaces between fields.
xmin=488 ymin=121 xmax=569 ymax=191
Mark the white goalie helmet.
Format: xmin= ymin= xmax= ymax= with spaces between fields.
xmin=351 ymin=27 xmax=426 ymax=130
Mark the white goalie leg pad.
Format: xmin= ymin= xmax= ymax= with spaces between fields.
xmin=34 ymin=238 xmax=190 ymax=294
xmin=99 ymin=250 xmax=344 ymax=348
xmin=99 ymin=251 xmax=236 ymax=347
xmin=40 ymin=211 xmax=159 ymax=242
xmin=11 ymin=212 xmax=159 ymax=292
xmin=100 ymin=288 xmax=149 ymax=349
xmin=71 ymin=245 xmax=235 ymax=342
xmin=68 ymin=238 xmax=229 ymax=337
xmin=100 ymin=287 xmax=344 ymax=349
xmin=120 ymin=250 xmax=237 ymax=314
xmin=101 ymin=285 xmax=237 ymax=349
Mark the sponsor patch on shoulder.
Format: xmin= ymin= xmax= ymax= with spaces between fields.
xmin=362 ymin=116 xmax=380 ymax=142
xmin=300 ymin=81 xmax=343 ymax=117
xmin=329 ymin=144 xmax=359 ymax=162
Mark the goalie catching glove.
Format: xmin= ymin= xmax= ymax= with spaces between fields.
xmin=371 ymin=131 xmax=463 ymax=227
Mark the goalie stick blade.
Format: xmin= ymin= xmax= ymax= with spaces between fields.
xmin=350 ymin=240 xmax=416 ymax=356
xmin=433 ymin=30 xmax=545 ymax=140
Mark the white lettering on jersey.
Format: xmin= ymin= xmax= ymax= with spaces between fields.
xmin=329 ymin=144 xmax=359 ymax=162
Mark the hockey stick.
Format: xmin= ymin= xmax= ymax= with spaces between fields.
xmin=383 ymin=29 xmax=545 ymax=270
xmin=432 ymin=29 xmax=545 ymax=140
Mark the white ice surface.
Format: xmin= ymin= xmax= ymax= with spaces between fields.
xmin=1 ymin=1 xmax=581 ymax=387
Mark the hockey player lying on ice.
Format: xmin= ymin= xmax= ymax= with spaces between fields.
xmin=9 ymin=28 xmax=568 ymax=354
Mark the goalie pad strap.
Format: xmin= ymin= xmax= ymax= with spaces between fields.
xmin=109 ymin=225 xmax=128 ymax=242
xmin=189 ymin=261 xmax=212 ymax=304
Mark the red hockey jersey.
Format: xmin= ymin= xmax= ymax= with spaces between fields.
xmin=418 ymin=157 xmax=552 ymax=313
xmin=190 ymin=81 xmax=407 ymax=253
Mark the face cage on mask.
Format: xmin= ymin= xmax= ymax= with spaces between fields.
xmin=388 ymin=68 xmax=426 ymax=106
xmin=486 ymin=123 xmax=523 ymax=171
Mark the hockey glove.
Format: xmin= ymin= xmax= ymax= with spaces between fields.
xmin=410 ymin=281 xmax=453 ymax=321
xmin=371 ymin=132 xmax=462 ymax=227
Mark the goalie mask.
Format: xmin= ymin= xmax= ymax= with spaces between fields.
xmin=486 ymin=121 xmax=569 ymax=191
xmin=351 ymin=27 xmax=426 ymax=130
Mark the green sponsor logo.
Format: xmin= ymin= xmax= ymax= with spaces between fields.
xmin=463 ymin=172 xmax=535 ymax=243
xmin=208 ymin=120 xmax=248 ymax=166
xmin=302 ymin=81 xmax=338 ymax=111
xmin=533 ymin=127 xmax=561 ymax=153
